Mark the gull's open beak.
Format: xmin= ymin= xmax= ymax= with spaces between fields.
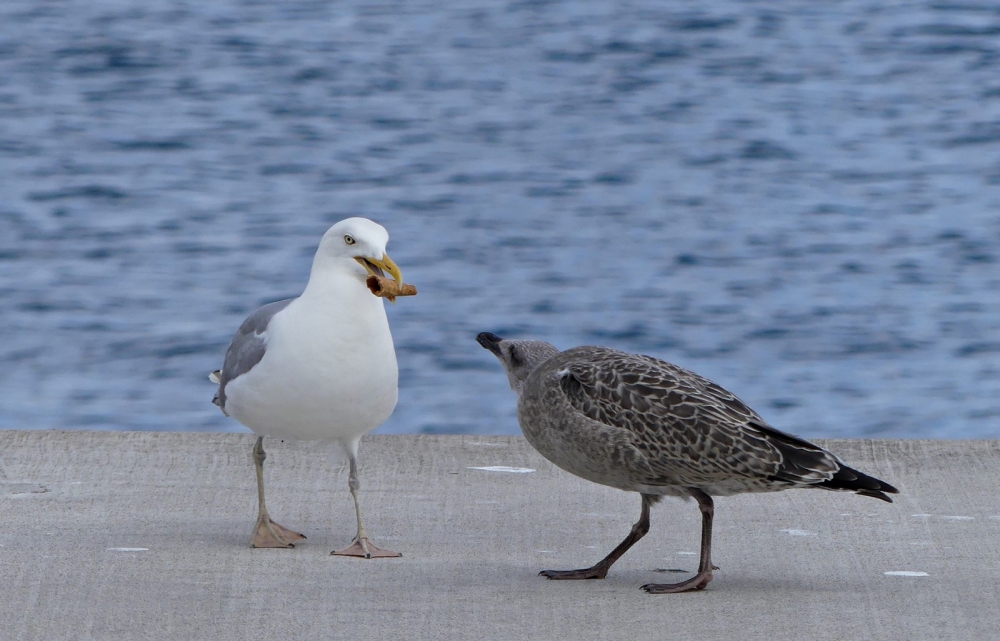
xmin=355 ymin=253 xmax=403 ymax=284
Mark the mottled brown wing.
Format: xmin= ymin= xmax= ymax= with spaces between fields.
xmin=552 ymin=346 xmax=834 ymax=485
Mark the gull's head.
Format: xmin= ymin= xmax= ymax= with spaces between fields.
xmin=316 ymin=217 xmax=403 ymax=285
xmin=476 ymin=332 xmax=560 ymax=394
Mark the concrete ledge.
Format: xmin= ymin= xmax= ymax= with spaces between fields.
xmin=1 ymin=431 xmax=998 ymax=640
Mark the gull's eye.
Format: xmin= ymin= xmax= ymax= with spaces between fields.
xmin=509 ymin=345 xmax=523 ymax=366
xmin=344 ymin=234 xmax=356 ymax=245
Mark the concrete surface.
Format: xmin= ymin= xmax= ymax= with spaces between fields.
xmin=1 ymin=431 xmax=998 ymax=641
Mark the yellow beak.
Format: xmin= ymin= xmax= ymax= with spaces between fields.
xmin=355 ymin=253 xmax=403 ymax=284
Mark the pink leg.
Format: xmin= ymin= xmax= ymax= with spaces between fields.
xmin=250 ymin=437 xmax=305 ymax=549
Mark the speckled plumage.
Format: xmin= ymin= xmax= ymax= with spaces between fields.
xmin=520 ymin=345 xmax=888 ymax=499
xmin=477 ymin=332 xmax=898 ymax=592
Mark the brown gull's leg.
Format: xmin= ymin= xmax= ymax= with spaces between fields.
xmin=332 ymin=454 xmax=401 ymax=559
xmin=540 ymin=493 xmax=656 ymax=580
xmin=642 ymin=488 xmax=714 ymax=593
xmin=250 ymin=436 xmax=306 ymax=548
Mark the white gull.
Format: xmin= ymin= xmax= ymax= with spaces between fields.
xmin=211 ymin=217 xmax=404 ymax=558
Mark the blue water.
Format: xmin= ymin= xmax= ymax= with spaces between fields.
xmin=2 ymin=1 xmax=999 ymax=438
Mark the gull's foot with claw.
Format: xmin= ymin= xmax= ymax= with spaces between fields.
xmin=332 ymin=537 xmax=401 ymax=559
xmin=641 ymin=570 xmax=713 ymax=594
xmin=539 ymin=567 xmax=609 ymax=580
xmin=251 ymin=515 xmax=306 ymax=548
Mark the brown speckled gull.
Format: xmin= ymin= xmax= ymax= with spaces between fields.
xmin=476 ymin=332 xmax=898 ymax=593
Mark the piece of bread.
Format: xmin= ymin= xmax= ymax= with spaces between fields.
xmin=366 ymin=275 xmax=418 ymax=302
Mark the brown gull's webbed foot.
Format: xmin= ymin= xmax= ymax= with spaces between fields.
xmin=642 ymin=488 xmax=715 ymax=595
xmin=251 ymin=514 xmax=306 ymax=549
xmin=641 ymin=569 xmax=713 ymax=594
xmin=333 ymin=537 xmax=402 ymax=559
xmin=540 ymin=566 xmax=609 ymax=580
xmin=540 ymin=493 xmax=655 ymax=581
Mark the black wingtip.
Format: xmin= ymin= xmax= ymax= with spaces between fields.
xmin=860 ymin=477 xmax=899 ymax=503
xmin=857 ymin=488 xmax=895 ymax=503
xmin=819 ymin=464 xmax=899 ymax=502
xmin=476 ymin=332 xmax=504 ymax=355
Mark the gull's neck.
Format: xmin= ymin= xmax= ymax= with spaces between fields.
xmin=300 ymin=254 xmax=377 ymax=307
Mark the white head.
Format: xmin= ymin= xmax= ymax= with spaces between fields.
xmin=312 ymin=217 xmax=403 ymax=285
xmin=477 ymin=332 xmax=560 ymax=394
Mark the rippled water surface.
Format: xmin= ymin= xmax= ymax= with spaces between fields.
xmin=2 ymin=1 xmax=1000 ymax=437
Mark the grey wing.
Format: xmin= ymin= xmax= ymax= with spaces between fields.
xmin=212 ymin=298 xmax=295 ymax=414
xmin=552 ymin=347 xmax=841 ymax=487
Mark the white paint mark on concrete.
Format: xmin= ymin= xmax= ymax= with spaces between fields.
xmin=941 ymin=516 xmax=974 ymax=521
xmin=885 ymin=571 xmax=928 ymax=577
xmin=107 ymin=547 xmax=148 ymax=552
xmin=911 ymin=514 xmax=932 ymax=518
xmin=677 ymin=551 xmax=697 ymax=555
xmin=467 ymin=466 xmax=535 ymax=473
xmin=69 ymin=482 xmax=83 ymax=485
xmin=780 ymin=529 xmax=817 ymax=536
xmin=535 ymin=550 xmax=553 ymax=553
